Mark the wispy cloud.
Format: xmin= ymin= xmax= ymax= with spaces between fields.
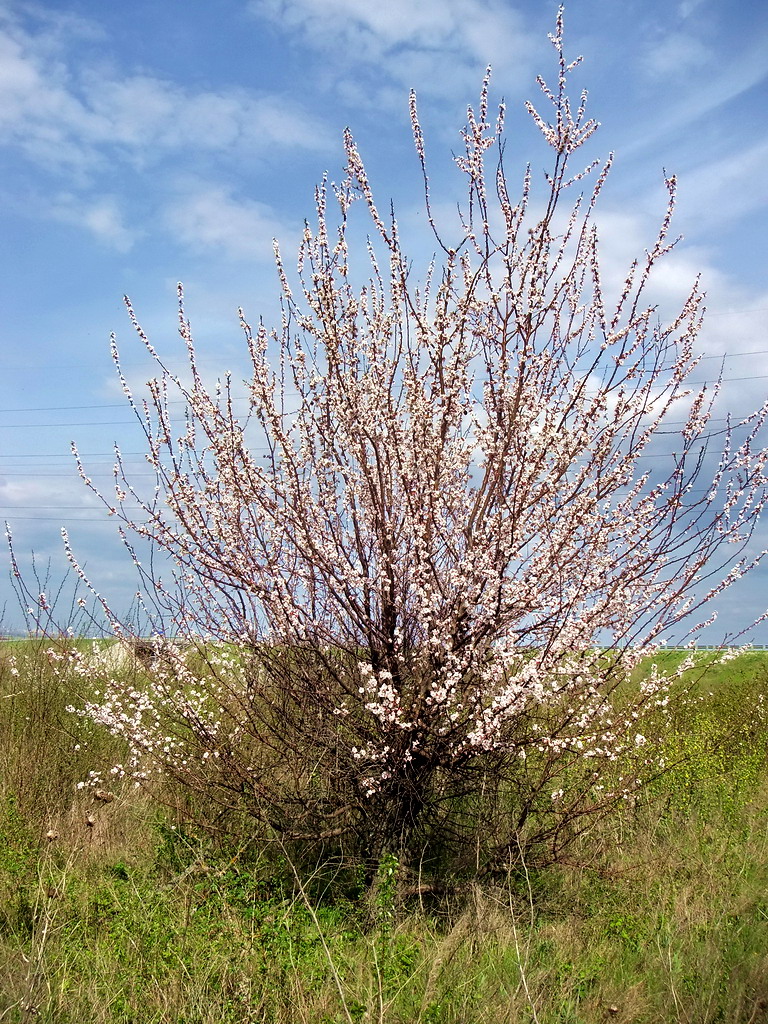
xmin=164 ymin=185 xmax=294 ymax=261
xmin=642 ymin=31 xmax=713 ymax=80
xmin=675 ymin=137 xmax=768 ymax=230
xmin=49 ymin=194 xmax=138 ymax=252
xmin=0 ymin=6 xmax=326 ymax=176
xmin=678 ymin=0 xmax=708 ymax=16
xmin=0 ymin=4 xmax=327 ymax=260
xmin=82 ymin=76 xmax=325 ymax=161
xmin=626 ymin=22 xmax=768 ymax=157
xmin=248 ymin=0 xmax=539 ymax=101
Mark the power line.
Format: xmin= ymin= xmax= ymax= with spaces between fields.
xmin=1 ymin=375 xmax=766 ymax=428
xmin=2 ymin=515 xmax=151 ymax=523
xmin=0 ymin=472 xmax=153 ymax=477
xmin=0 ymin=402 xmax=147 ymax=414
xmin=0 ymin=396 xmax=287 ymax=416
xmin=0 ymin=506 xmax=143 ymax=511
xmin=0 ymin=452 xmax=149 ymax=459
xmin=704 ymin=308 xmax=768 ymax=317
xmin=1 ymin=342 xmax=768 ymax=417
xmin=0 ymin=482 xmax=730 ymax=523
xmin=0 ymin=421 xmax=139 ymax=428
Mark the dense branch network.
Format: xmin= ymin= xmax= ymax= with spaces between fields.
xmin=11 ymin=12 xmax=768 ymax=867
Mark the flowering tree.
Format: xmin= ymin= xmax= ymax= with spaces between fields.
xmin=15 ymin=14 xmax=768 ymax=872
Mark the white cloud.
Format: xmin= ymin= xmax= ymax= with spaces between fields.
xmin=49 ymin=194 xmax=138 ymax=252
xmin=0 ymin=5 xmax=328 ymax=256
xmin=82 ymin=75 xmax=324 ymax=159
xmin=0 ymin=28 xmax=89 ymax=169
xmin=626 ymin=28 xmax=768 ymax=158
xmin=643 ymin=31 xmax=712 ymax=80
xmin=0 ymin=9 xmax=326 ymax=176
xmin=0 ymin=472 xmax=102 ymax=513
xmin=585 ymin=200 xmax=768 ymax=424
xmin=248 ymin=0 xmax=538 ymax=100
xmin=164 ymin=185 xmax=293 ymax=261
xmin=678 ymin=0 xmax=708 ymax=15
xmin=675 ymin=138 xmax=768 ymax=231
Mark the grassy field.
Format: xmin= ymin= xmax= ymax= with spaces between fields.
xmin=1 ymin=641 xmax=767 ymax=1023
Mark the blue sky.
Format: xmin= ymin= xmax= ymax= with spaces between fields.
xmin=1 ymin=0 xmax=767 ymax=639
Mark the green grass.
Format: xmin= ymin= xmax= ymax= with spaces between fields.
xmin=1 ymin=641 xmax=768 ymax=1022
